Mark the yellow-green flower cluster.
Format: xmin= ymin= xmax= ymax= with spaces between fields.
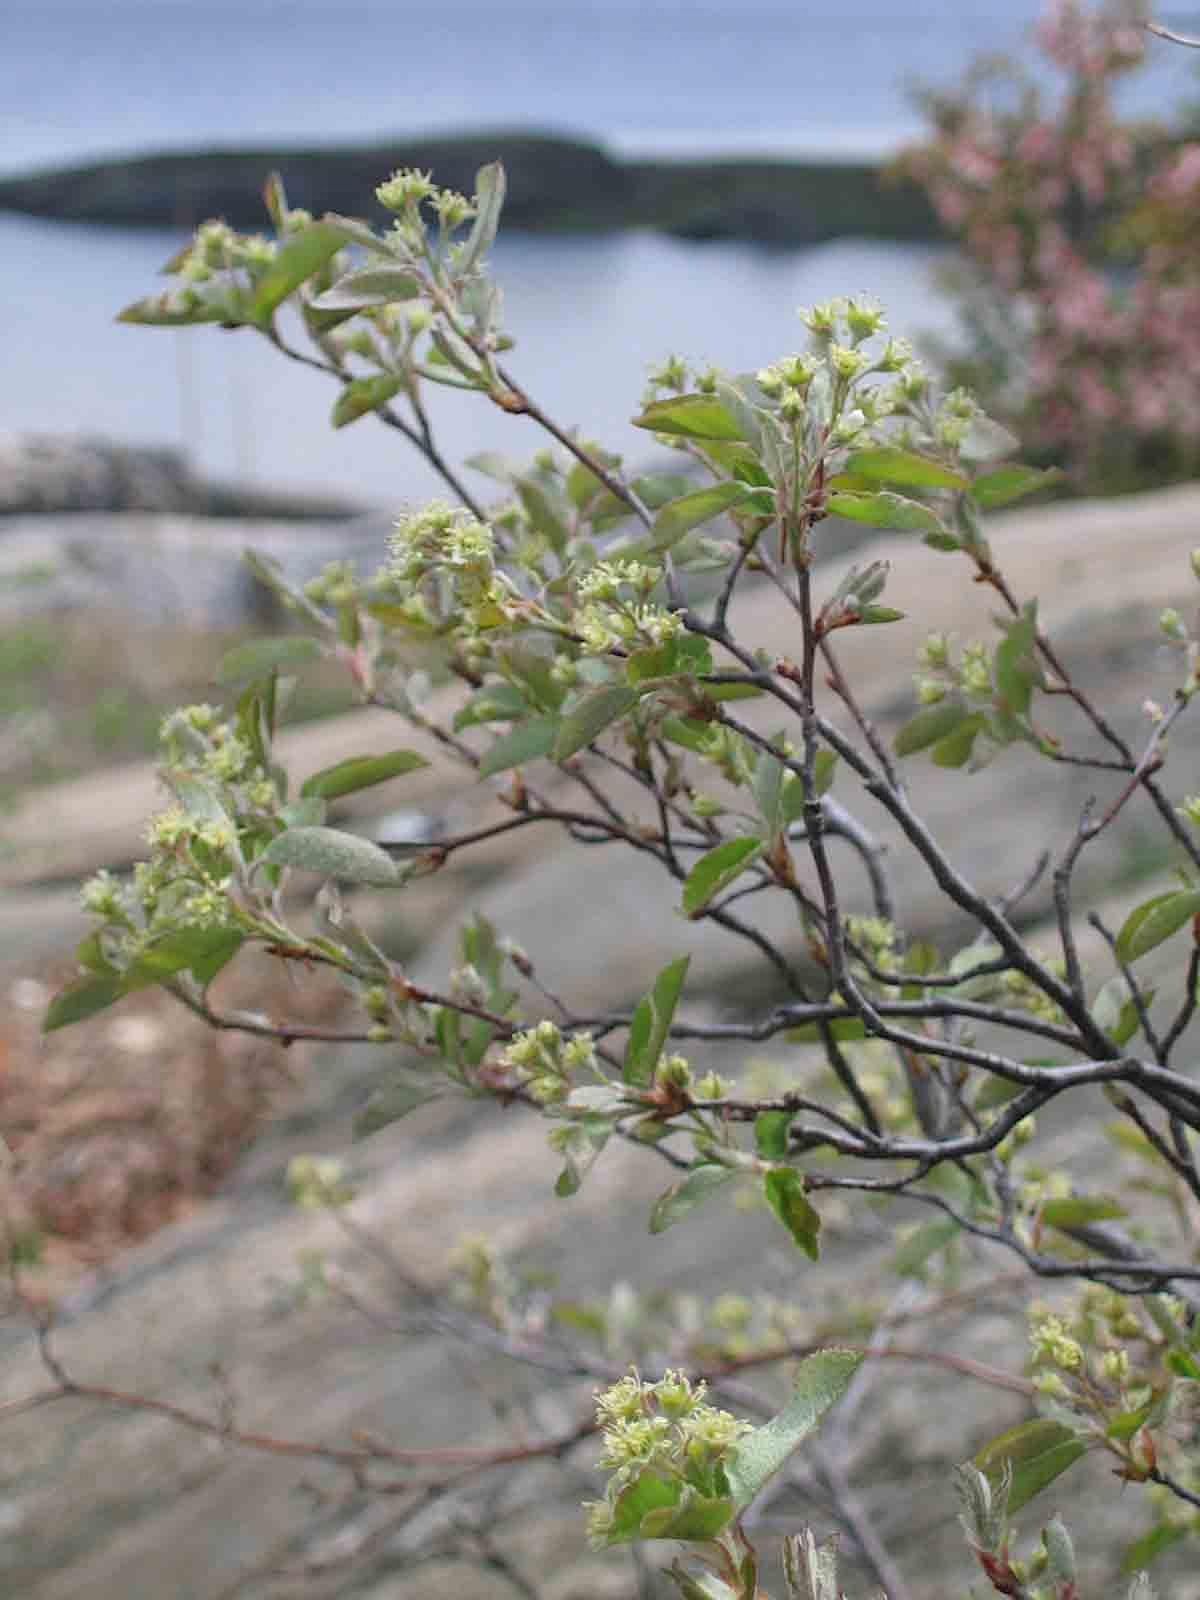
xmin=845 ymin=915 xmax=900 ymax=972
xmin=576 ymin=601 xmax=682 ymax=656
xmin=176 ymin=219 xmax=278 ymax=284
xmin=934 ymin=387 xmax=981 ymax=450
xmin=1002 ymin=956 xmax=1067 ymax=1026
xmin=643 ymin=354 xmax=690 ymax=404
xmin=576 ymin=558 xmax=661 ymax=603
xmin=756 ymin=353 xmax=818 ymax=399
xmin=502 ymin=1020 xmax=599 ymax=1106
xmin=1030 ymin=1313 xmax=1085 ymax=1372
xmin=586 ymin=1368 xmax=751 ymax=1544
xmin=388 ymin=501 xmax=512 ymax=627
xmin=303 ymin=560 xmax=361 ymax=608
xmin=572 ymin=559 xmax=681 ymax=655
xmin=79 ymin=868 xmax=125 ymax=920
xmin=286 ymin=1154 xmax=353 ymax=1210
xmin=375 ymin=168 xmax=438 ymax=211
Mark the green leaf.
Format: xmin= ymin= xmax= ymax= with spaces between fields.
xmin=974 ymin=1420 xmax=1086 ymax=1515
xmin=704 ymin=680 xmax=766 ymax=702
xmin=639 ymin=1488 xmax=735 ymax=1543
xmin=755 ymin=1111 xmax=792 ymax=1161
xmin=43 ymin=974 xmax=125 ymax=1032
xmin=458 ymin=161 xmax=506 ymax=275
xmin=649 ymin=1164 xmax=735 ymax=1233
xmin=786 ymin=1015 xmax=869 ymax=1043
xmin=565 ymin=1084 xmax=630 ymax=1115
xmin=1041 ymin=1196 xmax=1127 ymax=1230
xmin=624 ymin=955 xmax=691 ymax=1086
xmin=1116 ymin=891 xmax=1200 ymax=963
xmin=262 ymin=826 xmax=400 ymax=885
xmin=126 ymin=926 xmax=243 ymax=988
xmin=116 ymin=292 xmax=230 ymax=327
xmin=354 ymin=1079 xmax=442 ymax=1139
xmin=319 ymin=212 xmax=402 ymax=258
xmin=554 ymin=685 xmax=640 ymax=761
xmin=726 ymin=1350 xmax=863 ymax=1509
xmin=553 ymin=1115 xmax=611 ymax=1197
xmin=923 ymin=526 xmax=963 ymax=553
xmin=627 ymin=634 xmax=712 ymax=685
xmin=893 ymin=700 xmax=969 ymax=757
xmin=280 ymin=797 xmax=327 ymax=828
xmin=1091 ymin=976 xmax=1154 ymax=1048
xmin=661 ymin=716 xmax=715 ymax=754
xmin=753 ymin=747 xmax=787 ymax=847
xmin=994 ymin=603 xmax=1039 ymax=719
xmin=1122 ymin=1522 xmax=1188 ymax=1575
xmin=453 ymin=682 xmax=528 ymax=729
xmin=651 ymin=482 xmax=751 ymax=548
xmin=972 ymin=465 xmax=1062 ymax=509
xmin=218 ymin=635 xmax=322 ymax=683
xmin=601 ymin=1471 xmax=681 ymax=1545
xmin=841 ymin=447 xmax=968 ymax=492
xmin=331 ymin=374 xmax=404 ymax=428
xmin=309 ymin=267 xmax=423 ymax=312
xmin=632 ymin=394 xmax=747 ymax=442
xmin=1108 ymin=1396 xmax=1162 ymax=1441
xmin=682 ymin=837 xmax=763 ymax=917
xmin=827 ymin=491 xmax=947 ymax=537
xmin=893 ymin=1216 xmax=961 ymax=1276
xmin=478 ymin=716 xmax=559 ymax=778
xmin=763 ymin=1167 xmax=821 ymax=1259
xmin=75 ymin=931 xmax=118 ymax=977
xmin=931 ymin=713 xmax=985 ymax=768
xmin=516 ymin=478 xmax=570 ymax=552
xmin=975 ymin=1074 xmax=1029 ymax=1112
xmin=856 ymin=604 xmax=905 ymax=624
xmin=301 ymin=750 xmax=429 ymax=801
xmin=632 ymin=472 xmax=702 ymax=509
xmin=961 ymin=414 xmax=1021 ymax=463
xmin=252 ymin=221 xmax=352 ymax=320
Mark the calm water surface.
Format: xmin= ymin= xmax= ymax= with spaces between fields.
xmin=4 ymin=0 xmax=1199 ymax=501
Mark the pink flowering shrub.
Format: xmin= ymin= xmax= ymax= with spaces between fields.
xmin=901 ymin=0 xmax=1200 ymax=492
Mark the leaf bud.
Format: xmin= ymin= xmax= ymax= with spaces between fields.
xmin=1159 ymin=607 xmax=1187 ymax=641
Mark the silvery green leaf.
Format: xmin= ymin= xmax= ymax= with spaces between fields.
xmin=263 ymin=826 xmax=400 ymax=885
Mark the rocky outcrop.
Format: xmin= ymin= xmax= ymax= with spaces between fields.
xmin=4 ymin=485 xmax=1200 ymax=1596
xmin=0 ymin=508 xmax=393 ymax=626
xmin=0 ymin=435 xmax=362 ymax=519
xmin=0 ymin=132 xmax=940 ymax=246
xmin=0 ymin=436 xmax=196 ymax=515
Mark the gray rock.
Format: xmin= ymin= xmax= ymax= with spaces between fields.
xmin=6 ymin=484 xmax=1200 ymax=1597
xmin=0 ymin=434 xmax=195 ymax=515
xmin=0 ymin=509 xmax=396 ymax=626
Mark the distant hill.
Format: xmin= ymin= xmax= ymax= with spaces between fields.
xmin=0 ymin=130 xmax=941 ymax=246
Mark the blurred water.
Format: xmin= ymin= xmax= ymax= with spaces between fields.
xmin=4 ymin=0 xmax=1199 ymax=502
xmin=0 ymin=215 xmax=952 ymax=502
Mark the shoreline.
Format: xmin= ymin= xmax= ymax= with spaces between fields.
xmin=0 ymin=129 xmax=942 ymax=247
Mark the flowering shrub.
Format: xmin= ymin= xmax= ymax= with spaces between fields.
xmin=12 ymin=115 xmax=1200 ymax=1593
xmin=900 ymin=0 xmax=1200 ymax=493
